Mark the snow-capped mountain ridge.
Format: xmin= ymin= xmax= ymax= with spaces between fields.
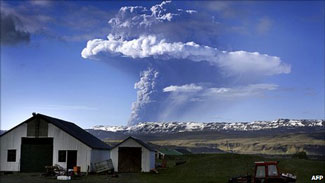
xmin=92 ymin=119 xmax=324 ymax=134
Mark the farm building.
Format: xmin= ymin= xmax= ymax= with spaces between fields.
xmin=175 ymin=148 xmax=192 ymax=155
xmin=158 ymin=147 xmax=183 ymax=156
xmin=0 ymin=113 xmax=110 ymax=173
xmin=156 ymin=148 xmax=192 ymax=159
xmin=110 ymin=136 xmax=155 ymax=172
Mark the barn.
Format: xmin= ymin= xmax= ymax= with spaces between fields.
xmin=0 ymin=113 xmax=110 ymax=173
xmin=110 ymin=136 xmax=155 ymax=172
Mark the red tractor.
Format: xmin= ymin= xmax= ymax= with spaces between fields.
xmin=228 ymin=161 xmax=296 ymax=183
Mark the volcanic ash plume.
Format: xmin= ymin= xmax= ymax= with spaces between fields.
xmin=128 ymin=68 xmax=160 ymax=126
xmin=81 ymin=1 xmax=291 ymax=126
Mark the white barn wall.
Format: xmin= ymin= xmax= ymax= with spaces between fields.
xmin=1 ymin=117 xmax=110 ymax=173
xmin=110 ymin=147 xmax=118 ymax=172
xmin=110 ymin=138 xmax=154 ymax=172
xmin=91 ymin=149 xmax=110 ymax=163
xmin=141 ymin=147 xmax=152 ymax=172
xmin=0 ymin=123 xmax=27 ymax=171
xmin=48 ymin=123 xmax=92 ymax=172
xmin=90 ymin=149 xmax=110 ymax=171
xmin=150 ymin=151 xmax=155 ymax=170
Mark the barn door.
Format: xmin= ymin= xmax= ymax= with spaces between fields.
xmin=67 ymin=150 xmax=77 ymax=169
xmin=20 ymin=138 xmax=53 ymax=172
xmin=118 ymin=147 xmax=141 ymax=172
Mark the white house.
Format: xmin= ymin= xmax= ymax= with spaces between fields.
xmin=110 ymin=136 xmax=155 ymax=172
xmin=0 ymin=113 xmax=110 ymax=173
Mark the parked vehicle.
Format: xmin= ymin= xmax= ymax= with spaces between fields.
xmin=229 ymin=161 xmax=296 ymax=183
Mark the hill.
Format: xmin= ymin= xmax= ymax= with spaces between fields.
xmin=87 ymin=119 xmax=325 ymax=155
xmin=92 ymin=119 xmax=324 ymax=134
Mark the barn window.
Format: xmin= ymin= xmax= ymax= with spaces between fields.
xmin=58 ymin=150 xmax=66 ymax=162
xmin=7 ymin=149 xmax=16 ymax=162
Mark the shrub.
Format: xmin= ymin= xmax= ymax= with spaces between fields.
xmin=292 ymin=151 xmax=308 ymax=159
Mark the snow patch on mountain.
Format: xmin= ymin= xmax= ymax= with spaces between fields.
xmin=92 ymin=119 xmax=324 ymax=134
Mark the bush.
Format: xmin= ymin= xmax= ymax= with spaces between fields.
xmin=292 ymin=151 xmax=308 ymax=159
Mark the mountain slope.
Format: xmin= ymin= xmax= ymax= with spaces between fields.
xmin=92 ymin=119 xmax=324 ymax=134
xmin=87 ymin=119 xmax=325 ymax=155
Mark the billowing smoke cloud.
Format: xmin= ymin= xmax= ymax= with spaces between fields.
xmin=107 ymin=1 xmax=220 ymax=46
xmin=129 ymin=68 xmax=160 ymax=124
xmin=81 ymin=1 xmax=291 ymax=125
xmin=81 ymin=34 xmax=290 ymax=76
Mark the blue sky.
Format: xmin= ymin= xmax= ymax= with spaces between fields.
xmin=1 ymin=1 xmax=324 ymax=129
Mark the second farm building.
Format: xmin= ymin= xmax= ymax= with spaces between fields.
xmin=0 ymin=113 xmax=155 ymax=173
xmin=110 ymin=136 xmax=155 ymax=172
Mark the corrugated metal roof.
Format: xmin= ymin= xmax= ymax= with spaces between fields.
xmin=0 ymin=113 xmax=110 ymax=150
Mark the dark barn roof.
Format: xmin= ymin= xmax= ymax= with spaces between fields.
xmin=0 ymin=113 xmax=110 ymax=150
xmin=112 ymin=136 xmax=155 ymax=151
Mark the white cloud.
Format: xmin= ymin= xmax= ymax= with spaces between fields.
xmin=164 ymin=83 xmax=278 ymax=99
xmin=205 ymin=83 xmax=278 ymax=98
xmin=159 ymin=83 xmax=278 ymax=121
xmin=163 ymin=84 xmax=203 ymax=92
xmin=218 ymin=51 xmax=289 ymax=76
xmin=81 ymin=34 xmax=290 ymax=76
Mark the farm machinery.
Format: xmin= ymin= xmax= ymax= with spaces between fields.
xmin=228 ymin=161 xmax=296 ymax=183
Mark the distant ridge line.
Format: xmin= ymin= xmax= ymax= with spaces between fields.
xmin=92 ymin=119 xmax=324 ymax=134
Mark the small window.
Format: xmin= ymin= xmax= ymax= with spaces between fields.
xmin=58 ymin=150 xmax=66 ymax=162
xmin=7 ymin=149 xmax=16 ymax=162
xmin=256 ymin=166 xmax=266 ymax=178
xmin=268 ymin=165 xmax=278 ymax=176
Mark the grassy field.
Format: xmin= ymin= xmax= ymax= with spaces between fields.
xmin=139 ymin=154 xmax=324 ymax=183
xmin=0 ymin=172 xmax=141 ymax=183
xmin=1 ymin=154 xmax=324 ymax=183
